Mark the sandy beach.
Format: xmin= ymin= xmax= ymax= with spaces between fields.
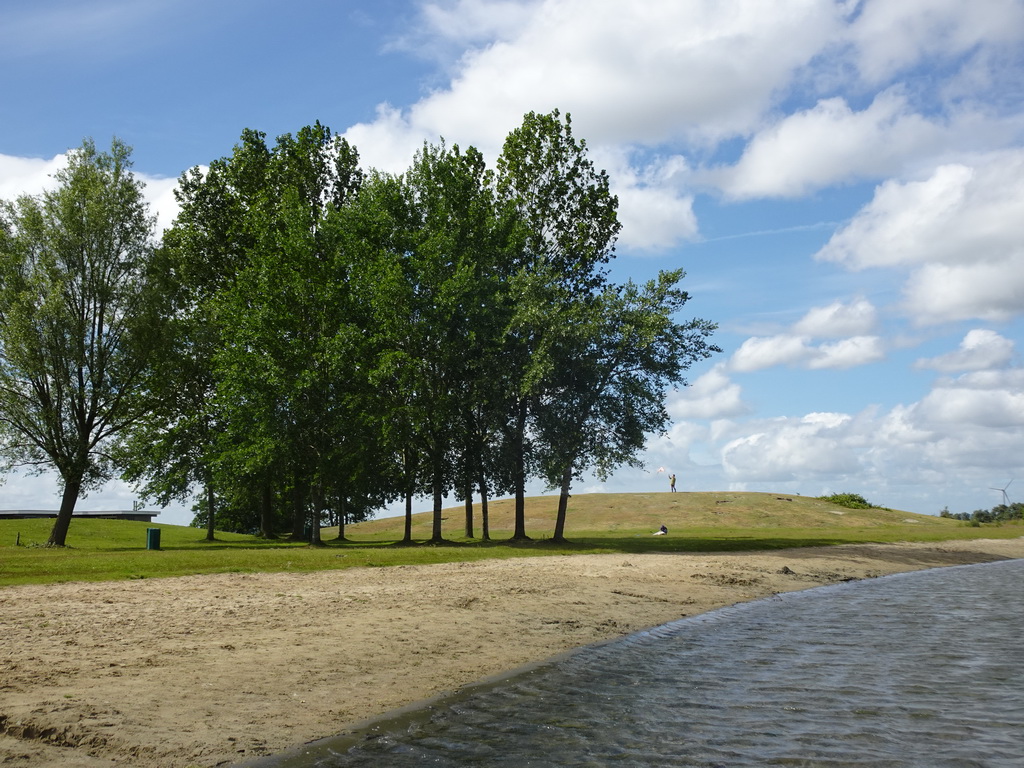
xmin=2 ymin=538 xmax=1022 ymax=767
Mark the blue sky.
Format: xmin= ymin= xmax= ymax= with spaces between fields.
xmin=2 ymin=0 xmax=1023 ymax=525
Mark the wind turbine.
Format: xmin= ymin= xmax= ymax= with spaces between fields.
xmin=989 ymin=479 xmax=1013 ymax=506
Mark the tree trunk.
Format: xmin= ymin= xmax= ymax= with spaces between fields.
xmin=290 ymin=473 xmax=307 ymax=539
xmin=511 ymin=399 xmax=530 ymax=540
xmin=464 ymin=480 xmax=474 ymax=539
xmin=478 ymin=470 xmax=490 ymax=541
xmin=552 ymin=463 xmax=573 ymax=542
xmin=430 ymin=451 xmax=445 ymax=543
xmin=47 ymin=473 xmax=83 ymax=547
xmin=309 ymin=482 xmax=324 ymax=546
xmin=205 ymin=482 xmax=216 ymax=541
xmin=402 ymin=448 xmax=415 ymax=544
xmin=403 ymin=487 xmax=414 ymax=544
xmin=260 ymin=481 xmax=277 ymax=539
xmin=335 ymin=496 xmax=347 ymax=541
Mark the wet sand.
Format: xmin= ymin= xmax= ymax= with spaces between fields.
xmin=2 ymin=538 xmax=1022 ymax=767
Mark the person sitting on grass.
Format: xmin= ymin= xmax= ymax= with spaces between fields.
xmin=653 ymin=524 xmax=668 ymax=536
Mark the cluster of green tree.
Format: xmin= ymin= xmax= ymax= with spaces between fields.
xmin=1 ymin=112 xmax=720 ymax=547
xmin=939 ymin=504 xmax=1023 ymax=523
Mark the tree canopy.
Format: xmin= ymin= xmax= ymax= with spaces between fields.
xmin=2 ymin=113 xmax=721 ymax=542
xmin=0 ymin=138 xmax=162 ymax=546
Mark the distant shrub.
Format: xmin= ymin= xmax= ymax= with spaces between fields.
xmin=972 ymin=509 xmax=994 ymax=524
xmin=818 ymin=492 xmax=873 ymax=509
xmin=947 ymin=503 xmax=1023 ymax=523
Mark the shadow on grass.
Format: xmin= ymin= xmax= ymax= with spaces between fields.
xmin=76 ymin=524 xmax=1023 ymax=556
xmin=100 ymin=541 xmax=315 ymax=553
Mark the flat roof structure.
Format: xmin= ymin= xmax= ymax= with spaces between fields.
xmin=0 ymin=509 xmax=159 ymax=522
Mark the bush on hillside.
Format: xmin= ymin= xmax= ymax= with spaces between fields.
xmin=818 ymin=492 xmax=874 ymax=509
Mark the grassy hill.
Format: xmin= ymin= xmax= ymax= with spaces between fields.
xmin=1 ymin=492 xmax=1017 ymax=587
xmin=331 ymin=491 xmax=961 ymax=542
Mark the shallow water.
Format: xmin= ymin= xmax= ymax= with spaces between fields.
xmin=263 ymin=558 xmax=1024 ymax=767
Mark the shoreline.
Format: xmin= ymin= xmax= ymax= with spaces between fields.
xmin=2 ymin=538 xmax=1023 ymax=767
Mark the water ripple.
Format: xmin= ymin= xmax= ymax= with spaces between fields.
xmin=263 ymin=559 xmax=1024 ymax=767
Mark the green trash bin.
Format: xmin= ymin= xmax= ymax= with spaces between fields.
xmin=146 ymin=527 xmax=161 ymax=550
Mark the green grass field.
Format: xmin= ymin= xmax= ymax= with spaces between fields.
xmin=1 ymin=492 xmax=1019 ymax=587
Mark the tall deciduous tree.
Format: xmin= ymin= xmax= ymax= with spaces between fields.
xmin=121 ymin=124 xmax=366 ymax=540
xmin=0 ymin=138 xmax=161 ymax=546
xmin=116 ymin=129 xmax=272 ymax=537
xmin=496 ymin=110 xmax=621 ymax=539
xmin=208 ymin=123 xmax=364 ymax=543
xmin=536 ymin=270 xmax=721 ymax=541
xmin=366 ymin=142 xmax=500 ymax=542
xmin=114 ymin=237 xmax=223 ymax=540
xmin=346 ymin=170 xmax=428 ymax=543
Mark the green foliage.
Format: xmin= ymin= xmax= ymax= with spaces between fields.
xmin=121 ymin=123 xmax=377 ymax=540
xmin=5 ymin=113 xmax=724 ymax=546
xmin=497 ymin=109 xmax=620 ymax=291
xmin=358 ymin=141 xmax=504 ymax=541
xmin=989 ymin=502 xmax=1022 ymax=522
xmin=0 ymin=138 xmax=162 ymax=545
xmin=818 ymin=493 xmax=875 ymax=509
xmin=944 ymin=502 xmax=1023 ymax=524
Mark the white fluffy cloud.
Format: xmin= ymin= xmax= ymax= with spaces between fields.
xmin=808 ymin=336 xmax=885 ymax=369
xmin=144 ymin=175 xmax=181 ymax=236
xmin=614 ymin=182 xmax=698 ymax=251
xmin=406 ymin=0 xmax=840 ymax=146
xmin=668 ymin=364 xmax=748 ymax=420
xmin=902 ymin=259 xmax=1024 ymax=325
xmin=714 ymin=363 xmax=1024 ymax=499
xmin=341 ymin=0 xmax=1024 ymax=254
xmin=729 ymin=298 xmax=884 ymax=372
xmin=729 ymin=333 xmax=884 ymax=372
xmin=379 ymin=0 xmax=1022 ymax=157
xmin=916 ymin=329 xmax=1016 ymax=371
xmin=0 ymin=152 xmax=67 ymax=200
xmin=403 ymin=0 xmax=539 ymax=52
xmin=342 ymin=104 xmax=430 ymax=175
xmin=0 ymin=151 xmax=180 ymax=237
xmin=714 ymin=91 xmax=945 ymax=199
xmin=343 ymin=0 xmax=848 ymax=250
xmin=721 ymin=412 xmax=860 ymax=482
xmin=816 ymin=155 xmax=1024 ymax=269
xmin=686 ymin=0 xmax=1024 ymax=199
xmin=847 ymin=0 xmax=1024 ymax=83
xmin=917 ymin=369 xmax=1024 ymax=429
xmin=730 ymin=335 xmax=813 ymax=372
xmin=793 ymin=297 xmax=878 ymax=338
xmin=594 ymin=149 xmax=699 ymax=251
xmin=816 ymin=150 xmax=1024 ymax=324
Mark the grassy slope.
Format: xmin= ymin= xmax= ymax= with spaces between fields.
xmin=338 ymin=491 xmax=958 ymax=541
xmin=1 ymin=492 xmax=1018 ymax=587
